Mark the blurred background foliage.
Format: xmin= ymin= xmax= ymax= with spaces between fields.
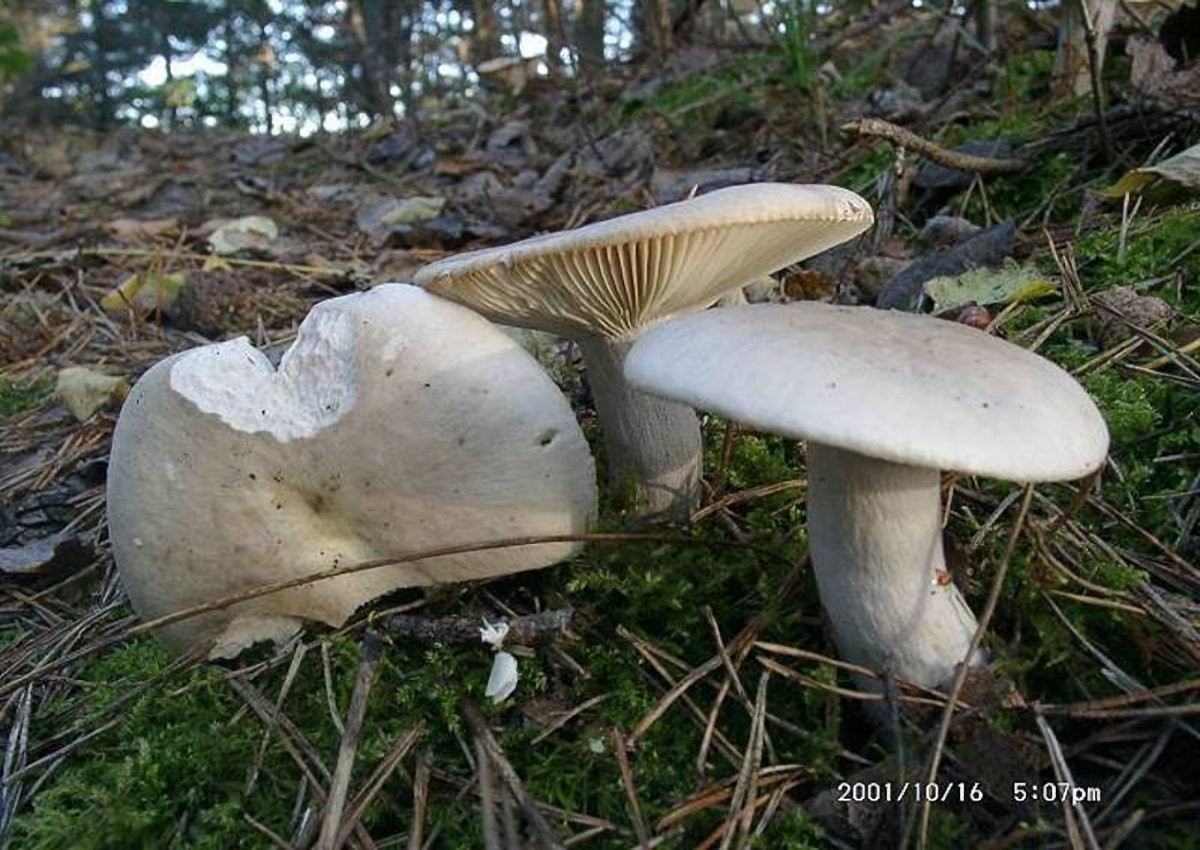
xmin=0 ymin=0 xmax=932 ymax=133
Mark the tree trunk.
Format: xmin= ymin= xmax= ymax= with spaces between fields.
xmin=577 ymin=0 xmax=606 ymax=71
xmin=542 ymin=0 xmax=567 ymax=69
xmin=471 ymin=0 xmax=502 ymax=62
xmin=974 ymin=0 xmax=997 ymax=53
xmin=257 ymin=21 xmax=274 ymax=134
xmin=346 ymin=0 xmax=396 ymax=118
xmin=90 ymin=3 xmax=114 ymax=128
xmin=223 ymin=13 xmax=238 ymax=127
xmin=633 ymin=0 xmax=672 ymax=60
xmin=1053 ymin=0 xmax=1118 ymax=98
xmin=160 ymin=30 xmax=176 ymax=128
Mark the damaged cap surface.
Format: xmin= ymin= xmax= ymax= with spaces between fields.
xmin=107 ymin=283 xmax=597 ymax=658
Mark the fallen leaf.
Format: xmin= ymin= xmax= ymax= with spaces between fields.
xmin=917 ymin=216 xmax=981 ymax=250
xmin=1102 ymin=142 xmax=1200 ymax=200
xmin=55 ymin=366 xmax=129 ymax=420
xmin=207 ymin=215 xmax=279 ymax=255
xmin=307 ymin=183 xmax=358 ymax=203
xmin=877 ymin=220 xmax=1016 ymax=310
xmin=434 ymin=157 xmax=487 ymax=176
xmin=0 ymin=533 xmax=95 ymax=577
xmin=924 ymin=262 xmax=1057 ymax=313
xmin=202 ymin=253 xmax=231 ymax=272
xmin=782 ymin=268 xmax=835 ymax=302
xmin=99 ymin=270 xmax=187 ymax=314
xmin=104 ymin=216 xmax=179 ymax=240
xmin=358 ymin=195 xmax=446 ymax=233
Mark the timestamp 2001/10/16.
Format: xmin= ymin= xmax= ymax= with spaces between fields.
xmin=835 ymin=782 xmax=985 ymax=803
xmin=835 ymin=782 xmax=1103 ymax=805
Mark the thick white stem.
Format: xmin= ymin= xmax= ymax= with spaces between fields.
xmin=579 ymin=336 xmax=701 ymax=522
xmin=806 ymin=443 xmax=982 ymax=689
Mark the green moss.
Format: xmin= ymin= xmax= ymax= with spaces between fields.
xmin=1079 ymin=369 xmax=1162 ymax=443
xmin=994 ymin=49 xmax=1058 ymax=108
xmin=623 ymin=61 xmax=764 ymax=125
xmin=12 ymin=498 xmax=831 ymax=849
xmin=646 ymin=73 xmax=733 ymax=115
xmin=0 ymin=376 xmax=52 ymax=416
xmin=748 ymin=809 xmax=824 ymax=847
xmin=11 ymin=641 xmax=291 ymax=850
xmin=962 ymin=151 xmax=1078 ymax=222
xmin=834 ymin=141 xmax=893 ymax=196
xmin=11 ymin=305 xmax=1194 ymax=846
xmin=1074 ymin=208 xmax=1200 ymax=299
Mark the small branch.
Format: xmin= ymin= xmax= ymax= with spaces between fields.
xmin=1075 ymin=0 xmax=1113 ymax=163
xmin=1034 ymin=711 xmax=1101 ymax=849
xmin=1 ymin=532 xmax=794 ymax=703
xmin=461 ymin=700 xmax=567 ymax=850
xmin=842 ymin=118 xmax=1029 ymax=174
xmin=337 ymin=726 xmax=425 ymax=848
xmin=916 ymin=484 xmax=1035 ymax=848
xmin=476 ymin=734 xmax=501 ymax=850
xmin=612 ymin=727 xmax=650 ymax=847
xmin=378 ymin=609 xmax=579 ymax=647
xmin=318 ymin=633 xmax=383 ymax=850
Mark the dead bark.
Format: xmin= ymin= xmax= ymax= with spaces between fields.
xmin=577 ymin=0 xmax=606 ymax=71
xmin=1053 ymin=0 xmax=1118 ymax=99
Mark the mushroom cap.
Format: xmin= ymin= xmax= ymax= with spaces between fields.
xmin=108 ymin=284 xmax=597 ymax=658
xmin=478 ymin=55 xmax=535 ymax=74
xmin=624 ymin=302 xmax=1110 ymax=481
xmin=414 ymin=183 xmax=873 ymax=340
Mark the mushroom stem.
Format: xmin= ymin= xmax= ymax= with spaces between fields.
xmin=805 ymin=442 xmax=982 ymax=689
xmin=578 ymin=335 xmax=701 ymax=522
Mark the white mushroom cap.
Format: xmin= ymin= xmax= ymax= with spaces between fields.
xmin=476 ymin=56 xmax=540 ymax=94
xmin=625 ymin=302 xmax=1109 ymax=481
xmin=107 ymin=284 xmax=597 ymax=658
xmin=477 ymin=56 xmax=532 ymax=74
xmin=414 ymin=183 xmax=873 ymax=340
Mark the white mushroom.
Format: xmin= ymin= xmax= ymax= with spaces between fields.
xmin=107 ymin=283 xmax=597 ymax=658
xmin=415 ymin=183 xmax=873 ymax=522
xmin=625 ymin=303 xmax=1109 ymax=688
xmin=477 ymin=55 xmax=541 ymax=94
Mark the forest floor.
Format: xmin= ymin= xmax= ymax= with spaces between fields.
xmin=2 ymin=6 xmax=1200 ymax=849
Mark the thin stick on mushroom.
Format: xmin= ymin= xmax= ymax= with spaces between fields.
xmin=107 ymin=284 xmax=597 ymax=658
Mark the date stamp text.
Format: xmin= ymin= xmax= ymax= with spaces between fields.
xmin=835 ymin=782 xmax=984 ymax=804
xmin=835 ymin=781 xmax=1103 ymax=805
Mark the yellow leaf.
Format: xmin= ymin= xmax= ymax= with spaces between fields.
xmin=203 ymin=253 xmax=231 ymax=272
xmin=55 ymin=367 xmax=129 ymax=421
xmin=1100 ymin=142 xmax=1200 ymax=200
xmin=924 ymin=263 xmax=1059 ymax=313
xmin=1099 ymin=170 xmax=1158 ymax=198
xmin=100 ymin=271 xmax=186 ymax=313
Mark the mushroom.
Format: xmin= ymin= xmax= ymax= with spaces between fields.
xmin=414 ymin=183 xmax=873 ymax=521
xmin=107 ymin=284 xmax=597 ymax=658
xmin=624 ymin=302 xmax=1109 ymax=688
xmin=477 ymin=55 xmax=541 ymax=95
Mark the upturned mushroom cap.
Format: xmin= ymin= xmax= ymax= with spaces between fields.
xmin=413 ymin=183 xmax=873 ymax=340
xmin=107 ymin=284 xmax=597 ymax=658
xmin=625 ymin=302 xmax=1109 ymax=481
